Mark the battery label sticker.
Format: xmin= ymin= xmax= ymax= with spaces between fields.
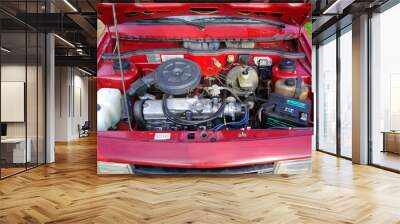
xmin=161 ymin=54 xmax=184 ymax=62
xmin=284 ymin=107 xmax=295 ymax=113
xmin=287 ymin=99 xmax=306 ymax=109
xmin=154 ymin=133 xmax=171 ymax=140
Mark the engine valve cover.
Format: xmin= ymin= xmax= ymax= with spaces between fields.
xmin=141 ymin=97 xmax=242 ymax=120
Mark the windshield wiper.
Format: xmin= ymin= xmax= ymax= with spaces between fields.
xmin=192 ymin=17 xmax=285 ymax=28
xmin=130 ymin=18 xmax=206 ymax=30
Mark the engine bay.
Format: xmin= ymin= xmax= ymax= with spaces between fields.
xmin=95 ymin=2 xmax=314 ymax=175
xmin=98 ymin=49 xmax=313 ymax=132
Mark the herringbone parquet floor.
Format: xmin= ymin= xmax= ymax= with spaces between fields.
xmin=1 ymin=135 xmax=400 ymax=224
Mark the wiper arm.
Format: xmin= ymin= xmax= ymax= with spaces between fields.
xmin=171 ymin=18 xmax=206 ymax=30
xmin=131 ymin=18 xmax=206 ymax=30
xmin=192 ymin=16 xmax=285 ymax=28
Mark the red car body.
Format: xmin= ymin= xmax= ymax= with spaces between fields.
xmin=97 ymin=3 xmax=313 ymax=174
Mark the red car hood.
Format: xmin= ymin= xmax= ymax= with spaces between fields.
xmin=98 ymin=3 xmax=311 ymax=26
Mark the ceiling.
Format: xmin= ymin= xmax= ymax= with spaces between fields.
xmin=0 ymin=0 xmax=395 ymax=72
xmin=0 ymin=0 xmax=97 ymax=74
xmin=312 ymin=0 xmax=392 ymax=44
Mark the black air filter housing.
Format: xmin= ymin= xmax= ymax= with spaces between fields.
xmin=127 ymin=58 xmax=201 ymax=96
xmin=153 ymin=58 xmax=201 ymax=95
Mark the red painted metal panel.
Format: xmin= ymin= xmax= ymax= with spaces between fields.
xmin=97 ymin=3 xmax=311 ymax=26
xmin=98 ymin=129 xmax=312 ymax=168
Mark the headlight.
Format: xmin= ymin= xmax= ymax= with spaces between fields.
xmin=273 ymin=158 xmax=312 ymax=175
xmin=97 ymin=161 xmax=133 ymax=174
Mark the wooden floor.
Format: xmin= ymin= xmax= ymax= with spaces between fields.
xmin=1 ymin=136 xmax=400 ymax=224
xmin=1 ymin=167 xmax=26 ymax=178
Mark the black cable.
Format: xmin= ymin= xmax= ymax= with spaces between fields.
xmin=162 ymin=94 xmax=226 ymax=125
xmin=247 ymin=95 xmax=269 ymax=103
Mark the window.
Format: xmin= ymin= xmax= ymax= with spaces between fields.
xmin=317 ymin=36 xmax=337 ymax=154
xmin=371 ymin=3 xmax=400 ymax=171
xmin=0 ymin=0 xmax=46 ymax=179
xmin=339 ymin=28 xmax=352 ymax=158
xmin=312 ymin=45 xmax=317 ymax=151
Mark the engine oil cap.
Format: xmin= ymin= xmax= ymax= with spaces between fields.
xmin=112 ymin=59 xmax=131 ymax=72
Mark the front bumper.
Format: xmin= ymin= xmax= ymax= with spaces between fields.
xmin=97 ymin=129 xmax=312 ymax=174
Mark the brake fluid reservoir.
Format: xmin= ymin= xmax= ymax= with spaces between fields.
xmin=236 ymin=66 xmax=258 ymax=91
xmin=97 ymin=88 xmax=122 ymax=130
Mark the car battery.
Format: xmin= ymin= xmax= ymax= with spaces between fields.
xmin=261 ymin=93 xmax=311 ymax=128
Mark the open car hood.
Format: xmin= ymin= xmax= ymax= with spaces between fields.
xmin=97 ymin=3 xmax=311 ymax=27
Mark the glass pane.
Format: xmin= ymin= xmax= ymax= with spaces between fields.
xmin=312 ymin=45 xmax=317 ymax=151
xmin=38 ymin=32 xmax=45 ymax=165
xmin=37 ymin=0 xmax=46 ymax=165
xmin=1 ymin=31 xmax=27 ymax=177
xmin=371 ymin=4 xmax=400 ymax=171
xmin=27 ymin=31 xmax=38 ymax=169
xmin=0 ymin=1 xmax=46 ymax=178
xmin=340 ymin=29 xmax=352 ymax=158
xmin=318 ymin=37 xmax=337 ymax=154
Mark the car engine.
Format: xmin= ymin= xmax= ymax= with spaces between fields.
xmin=98 ymin=53 xmax=312 ymax=131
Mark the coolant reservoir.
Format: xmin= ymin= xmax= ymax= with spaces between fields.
xmin=97 ymin=88 xmax=122 ymax=131
xmin=275 ymin=78 xmax=309 ymax=101
xmin=97 ymin=104 xmax=112 ymax=131
xmin=272 ymin=58 xmax=311 ymax=86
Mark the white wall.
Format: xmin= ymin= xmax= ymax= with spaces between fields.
xmin=72 ymin=73 xmax=89 ymax=138
xmin=54 ymin=67 xmax=89 ymax=141
xmin=1 ymin=64 xmax=39 ymax=138
xmin=55 ymin=67 xmax=69 ymax=141
xmin=1 ymin=65 xmax=26 ymax=139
